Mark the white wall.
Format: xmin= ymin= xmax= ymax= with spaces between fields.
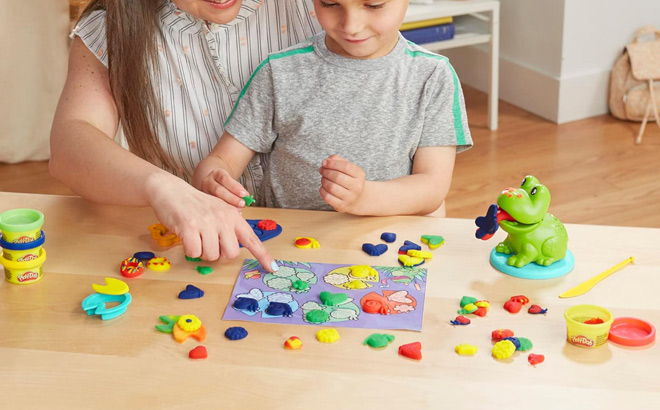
xmin=558 ymin=0 xmax=660 ymax=122
xmin=0 ymin=0 xmax=69 ymax=162
xmin=445 ymin=0 xmax=660 ymax=123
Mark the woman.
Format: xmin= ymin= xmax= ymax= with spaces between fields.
xmin=50 ymin=0 xmax=320 ymax=270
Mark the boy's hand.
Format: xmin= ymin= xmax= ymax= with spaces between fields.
xmin=199 ymin=168 xmax=249 ymax=208
xmin=319 ymin=154 xmax=368 ymax=214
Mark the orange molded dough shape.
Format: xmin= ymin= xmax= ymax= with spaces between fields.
xmin=173 ymin=323 xmax=207 ymax=343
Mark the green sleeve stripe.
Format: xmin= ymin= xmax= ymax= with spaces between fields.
xmin=404 ymin=47 xmax=466 ymax=146
xmin=224 ymin=45 xmax=315 ymax=126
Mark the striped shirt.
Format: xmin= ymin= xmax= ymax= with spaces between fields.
xmin=72 ymin=0 xmax=321 ymax=194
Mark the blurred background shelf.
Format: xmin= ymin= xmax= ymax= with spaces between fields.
xmin=403 ymin=0 xmax=499 ymax=130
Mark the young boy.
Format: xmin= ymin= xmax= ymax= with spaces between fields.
xmin=193 ymin=0 xmax=472 ymax=217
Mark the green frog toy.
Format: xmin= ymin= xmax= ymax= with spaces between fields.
xmin=476 ymin=176 xmax=573 ymax=279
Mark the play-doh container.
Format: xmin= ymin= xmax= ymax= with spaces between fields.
xmin=564 ymin=304 xmax=613 ymax=348
xmin=0 ymin=231 xmax=45 ymax=261
xmin=0 ymin=208 xmax=44 ymax=243
xmin=1 ymin=248 xmax=47 ymax=284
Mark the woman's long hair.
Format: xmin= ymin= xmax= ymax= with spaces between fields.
xmin=78 ymin=0 xmax=175 ymax=170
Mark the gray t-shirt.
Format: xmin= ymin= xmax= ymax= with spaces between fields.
xmin=225 ymin=32 xmax=472 ymax=210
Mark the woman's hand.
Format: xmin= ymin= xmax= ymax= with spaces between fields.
xmin=146 ymin=173 xmax=277 ymax=272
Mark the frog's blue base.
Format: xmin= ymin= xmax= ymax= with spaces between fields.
xmin=490 ymin=249 xmax=574 ymax=280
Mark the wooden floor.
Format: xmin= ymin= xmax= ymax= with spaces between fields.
xmin=1 ymin=86 xmax=659 ymax=228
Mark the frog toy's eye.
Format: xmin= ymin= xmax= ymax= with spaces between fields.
xmin=521 ymin=177 xmax=527 ymax=187
xmin=531 ymin=187 xmax=537 ymax=195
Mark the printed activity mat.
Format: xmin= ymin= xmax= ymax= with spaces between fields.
xmin=223 ymin=259 xmax=428 ymax=331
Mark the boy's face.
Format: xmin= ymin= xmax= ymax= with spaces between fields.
xmin=172 ymin=0 xmax=243 ymax=24
xmin=314 ymin=0 xmax=409 ymax=59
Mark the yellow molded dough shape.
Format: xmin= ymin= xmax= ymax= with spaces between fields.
xmin=173 ymin=323 xmax=207 ymax=343
xmin=475 ymin=300 xmax=490 ymax=309
xmin=91 ymin=277 xmax=129 ymax=295
xmin=147 ymin=257 xmax=171 ymax=271
xmin=324 ymin=266 xmax=380 ymax=290
xmin=492 ymin=340 xmax=516 ymax=359
xmin=349 ymin=265 xmax=378 ymax=279
xmin=316 ymin=328 xmax=340 ymax=343
xmin=455 ymin=344 xmax=478 ymax=356
xmin=407 ymin=250 xmax=433 ymax=260
xmin=294 ymin=237 xmax=320 ymax=249
xmin=398 ymin=255 xmax=425 ymax=267
xmin=177 ymin=315 xmax=202 ymax=332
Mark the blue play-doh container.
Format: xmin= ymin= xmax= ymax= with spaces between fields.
xmin=0 ymin=231 xmax=45 ymax=261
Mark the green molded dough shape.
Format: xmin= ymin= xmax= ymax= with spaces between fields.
xmin=518 ymin=337 xmax=533 ymax=351
xmin=155 ymin=315 xmax=180 ymax=333
xmin=185 ymin=256 xmax=202 ymax=262
xmin=292 ymin=280 xmax=310 ymax=291
xmin=319 ymin=291 xmax=348 ymax=306
xmin=364 ymin=333 xmax=395 ymax=348
xmin=460 ymin=296 xmax=477 ymax=308
xmin=306 ymin=310 xmax=330 ymax=323
xmin=196 ymin=266 xmax=214 ymax=275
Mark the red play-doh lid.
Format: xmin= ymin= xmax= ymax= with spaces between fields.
xmin=608 ymin=317 xmax=656 ymax=347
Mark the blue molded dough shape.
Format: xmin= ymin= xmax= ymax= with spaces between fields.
xmin=240 ymin=219 xmax=283 ymax=247
xmin=265 ymin=301 xmax=293 ymax=317
xmin=225 ymin=326 xmax=248 ymax=340
xmin=234 ymin=297 xmax=259 ymax=312
xmin=178 ymin=284 xmax=204 ymax=299
xmin=380 ymin=232 xmax=396 ymax=243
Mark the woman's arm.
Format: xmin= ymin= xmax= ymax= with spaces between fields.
xmin=319 ymin=146 xmax=457 ymax=216
xmin=49 ymin=38 xmax=276 ymax=270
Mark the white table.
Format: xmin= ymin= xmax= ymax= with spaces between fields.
xmin=404 ymin=0 xmax=500 ymax=130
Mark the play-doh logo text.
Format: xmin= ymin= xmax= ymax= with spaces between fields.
xmin=571 ymin=335 xmax=594 ymax=347
xmin=17 ymin=271 xmax=39 ymax=283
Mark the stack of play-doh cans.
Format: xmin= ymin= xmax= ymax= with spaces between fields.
xmin=0 ymin=209 xmax=47 ymax=284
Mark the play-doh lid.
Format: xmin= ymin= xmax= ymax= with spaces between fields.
xmin=608 ymin=317 xmax=656 ymax=347
xmin=0 ymin=209 xmax=44 ymax=232
xmin=0 ymin=231 xmax=45 ymax=250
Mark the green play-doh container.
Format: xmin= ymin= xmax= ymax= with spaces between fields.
xmin=0 ymin=248 xmax=47 ymax=284
xmin=0 ymin=209 xmax=44 ymax=243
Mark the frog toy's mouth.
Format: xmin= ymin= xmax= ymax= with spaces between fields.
xmin=475 ymin=204 xmax=541 ymax=240
xmin=498 ymin=208 xmax=541 ymax=234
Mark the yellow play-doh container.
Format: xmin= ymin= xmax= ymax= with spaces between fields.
xmin=2 ymin=246 xmax=43 ymax=262
xmin=0 ymin=209 xmax=44 ymax=243
xmin=564 ymin=304 xmax=613 ymax=348
xmin=1 ymin=248 xmax=47 ymax=284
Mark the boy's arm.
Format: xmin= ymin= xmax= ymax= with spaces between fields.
xmin=320 ymin=145 xmax=456 ymax=216
xmin=192 ymin=131 xmax=256 ymax=208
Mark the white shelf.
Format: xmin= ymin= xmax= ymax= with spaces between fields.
xmin=404 ymin=0 xmax=499 ymax=23
xmin=417 ymin=32 xmax=491 ymax=52
xmin=402 ymin=0 xmax=499 ymax=130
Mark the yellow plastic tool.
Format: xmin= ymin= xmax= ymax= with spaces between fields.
xmin=92 ymin=277 xmax=129 ymax=295
xmin=558 ymin=256 xmax=634 ymax=298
